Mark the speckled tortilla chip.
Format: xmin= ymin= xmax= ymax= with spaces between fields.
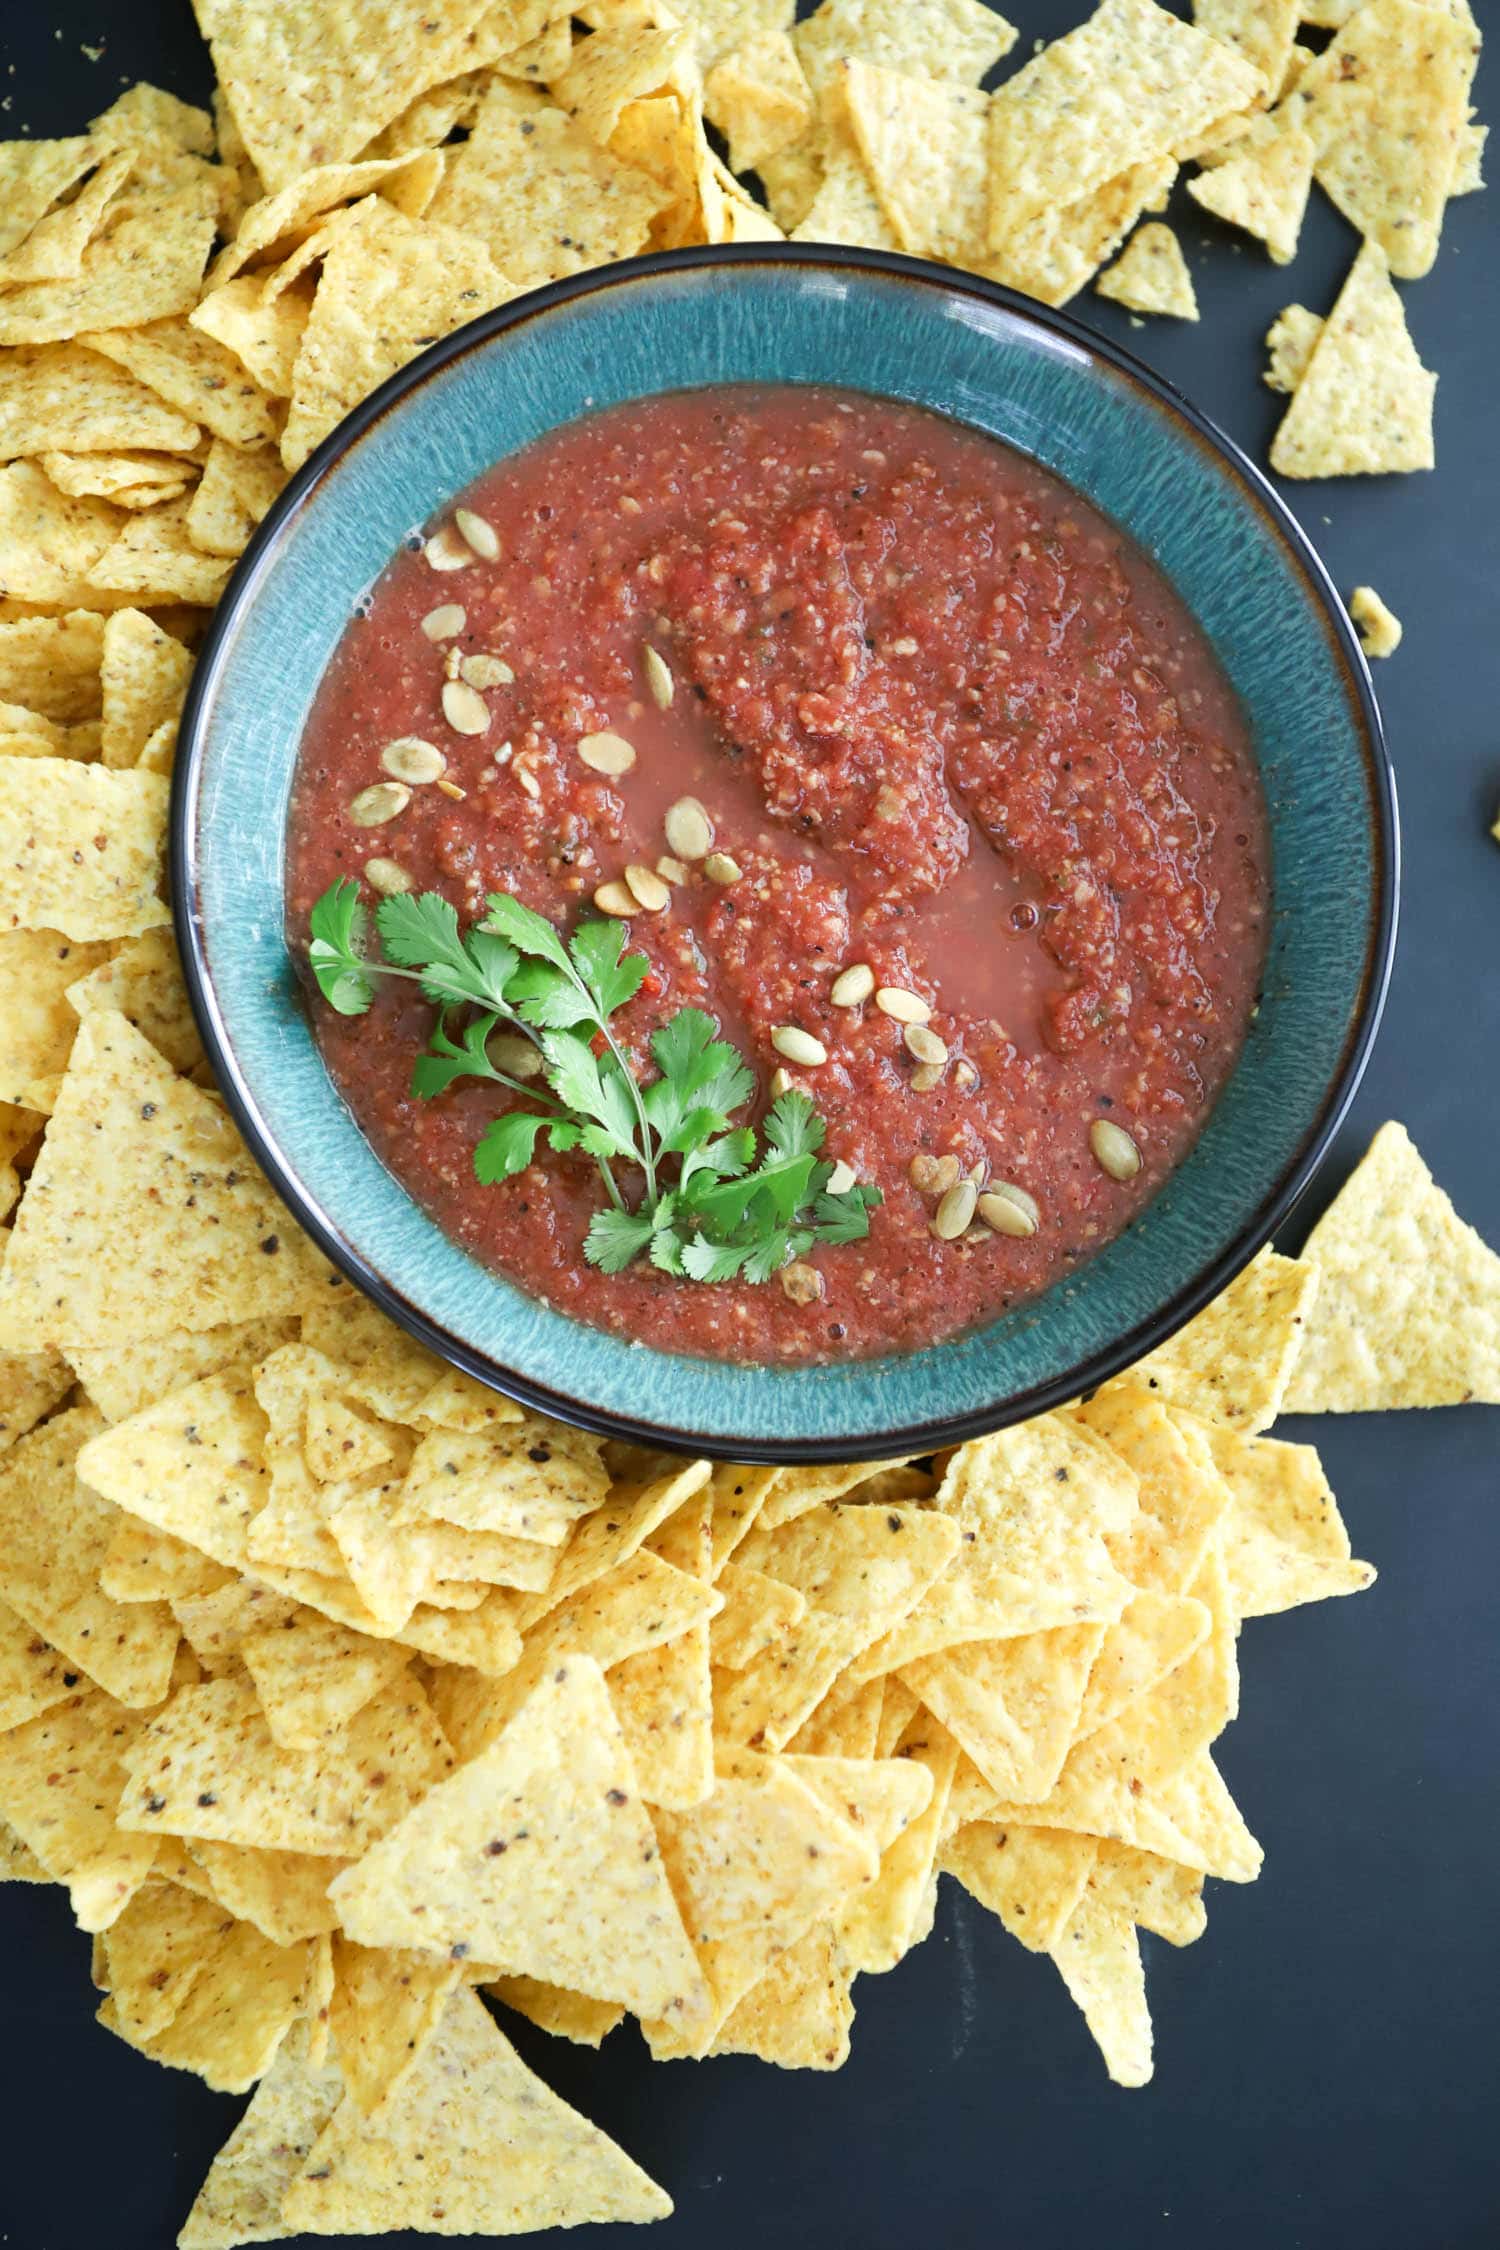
xmin=185 ymin=439 xmax=286 ymax=558
xmin=331 ymin=1657 xmax=709 ymax=2023
xmin=1285 ymin=1120 xmax=1500 ymax=1408
xmin=99 ymin=1520 xmax=233 ymax=1606
xmin=986 ymin=0 xmax=1263 ymax=247
xmin=86 ymin=494 xmax=234 ymax=606
xmin=65 ymin=929 xmax=203 ymax=1080
xmin=819 ymin=1722 xmax=950 ymax=1973
xmin=842 ymin=61 xmax=988 ymax=263
xmin=516 ymin=1458 xmax=708 ymax=1628
xmin=1198 ymin=1420 xmax=1374 ymax=1616
xmin=80 ymin=316 xmax=280 ymax=451
xmin=790 ymin=134 xmax=899 ymax=251
xmin=302 ymin=1392 xmax=394 ymax=1485
xmin=119 ymin=1672 xmax=453 ymax=1855
xmin=0 ymin=609 xmax=104 ymax=719
xmin=395 ymin=1417 xmax=605 ymax=1540
xmin=0 ymin=1594 xmax=79 ymax=1732
xmin=1271 ymin=240 xmax=1436 ymax=476
xmin=241 ymin=1608 xmax=412 ymax=1750
xmin=190 ymin=274 xmax=313 ymax=398
xmin=1076 ymin=1385 xmax=1229 ymax=1595
xmin=97 ymin=608 xmax=192 ymax=766
xmin=1086 ymin=1839 xmax=1206 ymax=1945
xmin=0 ymin=1818 xmax=52 ymax=1883
xmin=1298 ymin=0 xmax=1478 ymax=280
xmin=903 ymin=1627 xmax=1104 ymax=1804
xmin=177 ymin=2020 xmax=345 ymax=2250
xmin=187 ymin=1840 xmax=346 ymax=1944
xmin=609 ymin=1613 xmax=715 ymax=1809
xmin=704 ymin=31 xmax=813 ymax=174
xmin=1128 ymin=1247 xmax=1321 ymax=1432
xmin=784 ymin=1671 xmax=883 ymax=1758
xmin=795 ymin=0 xmax=1015 ymax=97
xmin=655 ymin=1747 xmax=875 ymax=1946
xmin=0 ymin=165 xmax=219 ymax=347
xmin=983 ymin=154 xmax=1178 ymax=308
xmin=78 ymin=1372 xmax=272 ymax=1572
xmin=739 ymin=1501 xmax=960 ymax=1628
xmin=89 ymin=82 xmax=217 ymax=162
xmin=0 ymin=1687 xmax=158 ymax=1928
xmin=709 ymin=1561 xmax=805 ymax=1668
xmin=1263 ymin=301 xmax=1323 ymax=392
xmin=326 ymin=1936 xmax=461 ymax=2116
xmin=708 ymin=1918 xmax=854 ymax=2068
xmin=755 ymin=1454 xmax=908 ymax=1531
xmin=0 ymin=461 xmax=125 ymax=605
xmin=1095 ymin=222 xmax=1199 ymax=317
xmin=0 ymin=1404 xmax=180 ymax=1706
xmin=1188 ymin=117 xmax=1314 ymax=263
xmin=0 ymin=1017 xmax=332 ymax=1348
xmin=552 ymin=23 xmax=695 ymax=144
xmin=206 ymin=149 xmax=444 ymax=286
xmin=69 ymin=1318 xmax=295 ymax=1425
xmin=191 ymin=0 xmax=533 ymax=192
xmin=425 ymin=86 xmax=670 ymax=291
xmin=111 ymin=1918 xmax=311 ymax=2091
xmin=1050 ymin=1892 xmax=1152 ymax=2086
xmin=0 ymin=137 xmax=102 ymax=260
xmin=0 ymin=762 xmax=167 ymax=942
xmin=485 ymin=1974 xmax=625 ymax=2048
xmin=39 ymin=452 xmax=192 ymax=511
xmin=941 ymin=1821 xmax=1098 ymax=1952
xmin=1192 ymin=0 xmax=1298 ymax=89
xmin=0 ymin=928 xmax=109 ymax=1105
xmin=99 ymin=1879 xmax=232 ymax=2042
xmin=1074 ymin=1589 xmax=1211 ymax=1740
xmin=280 ymin=199 xmax=514 ymax=473
xmin=0 ymin=152 xmax=134 ymax=287
xmin=282 ymin=1987 xmax=671 ymax=2235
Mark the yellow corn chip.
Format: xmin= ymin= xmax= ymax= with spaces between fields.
xmin=99 ymin=1520 xmax=234 ymax=1606
xmin=1188 ymin=118 xmax=1314 ymax=263
xmin=86 ymin=492 xmax=234 ymax=604
xmin=242 ymin=1607 xmax=413 ymax=1749
xmin=177 ymin=2020 xmax=344 ymax=2250
xmin=0 ymin=152 xmax=134 ymax=288
xmin=1134 ymin=1242 xmax=1324 ymax=1432
xmin=486 ymin=1973 xmax=625 ymax=2047
xmin=396 ymin=1415 xmax=605 ymax=1539
xmin=840 ymin=61 xmax=988 ymax=263
xmin=1271 ymin=240 xmax=1436 ymax=477
xmin=185 ymin=438 xmax=286 ymax=558
xmin=704 ymin=31 xmax=813 ymax=173
xmin=0 ymin=460 xmax=126 ymax=605
xmin=0 ymin=136 xmax=101 ymax=261
xmin=1192 ymin=0 xmax=1298 ymax=88
xmin=0 ymin=929 xmax=109 ymax=1105
xmin=89 ymin=83 xmax=216 ymax=162
xmin=65 ymin=927 xmax=204 ymax=1079
xmin=1202 ymin=1420 xmax=1374 ymax=1616
xmin=365 ymin=72 xmax=491 ymax=160
xmin=0 ymin=341 xmax=201 ymax=457
xmin=0 ymin=609 xmax=104 ymax=719
xmin=0 ymin=1686 xmax=158 ymax=1927
xmin=0 ymin=165 xmax=219 ymax=347
xmin=1286 ymin=1120 xmax=1500 ymax=1407
xmin=1050 ymin=1892 xmax=1152 ymax=2086
xmin=38 ymin=452 xmax=192 ymax=511
xmin=829 ymin=1715 xmax=954 ymax=1973
xmin=303 ymin=1391 xmax=394 ymax=1484
xmin=554 ymin=23 xmax=696 ymax=144
xmin=191 ymin=273 xmax=313 ymax=398
xmin=402 ymin=1364 xmax=525 ymax=1435
xmin=708 ymin=1919 xmax=854 ymax=2069
xmin=984 ymin=153 xmax=1179 ymax=308
xmin=1095 ymin=221 xmax=1200 ymax=317
xmin=795 ymin=0 xmax=1016 ymax=96
xmin=941 ymin=1820 xmax=1098 ymax=1953
xmin=68 ymin=1316 xmax=295 ymax=1425
xmin=99 ymin=1878 xmax=232 ymax=2041
xmin=0 ymin=1594 xmax=80 ymax=1733
xmin=0 ymin=763 xmax=169 ymax=948
xmin=0 ymin=1819 xmax=53 ymax=1884
xmin=282 ymin=1987 xmax=672 ymax=2234
xmin=206 ymin=149 xmax=445 ymax=287
xmin=1349 ymin=582 xmax=1403 ymax=657
xmin=903 ymin=1626 xmax=1105 ymax=1804
xmin=709 ymin=1560 xmax=805 ymax=1668
xmin=1086 ymin=1838 xmax=1207 ymax=1945
xmin=327 ymin=1935 xmax=462 ymax=2116
xmin=785 ymin=1671 xmax=884 ymax=1758
xmin=113 ymin=1918 xmax=310 ymax=2091
xmin=187 ymin=1840 xmax=345 ymax=1944
xmin=516 ymin=1458 xmax=708 ymax=1627
xmin=97 ymin=607 xmax=192 ymax=767
xmin=1074 ymin=1589 xmax=1212 ymax=1740
xmin=1264 ymin=301 xmax=1324 ymax=392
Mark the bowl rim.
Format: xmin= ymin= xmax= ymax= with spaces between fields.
xmin=172 ymin=241 xmax=1399 ymax=1464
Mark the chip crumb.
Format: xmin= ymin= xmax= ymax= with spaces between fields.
xmin=1348 ymin=584 xmax=1402 ymax=658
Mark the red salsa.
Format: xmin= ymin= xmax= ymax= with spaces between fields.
xmin=287 ymin=386 xmax=1267 ymax=1364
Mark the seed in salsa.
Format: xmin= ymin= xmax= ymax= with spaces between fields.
xmin=287 ymin=385 xmax=1268 ymax=1365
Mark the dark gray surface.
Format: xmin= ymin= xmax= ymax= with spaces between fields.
xmin=2 ymin=6 xmax=1497 ymax=2248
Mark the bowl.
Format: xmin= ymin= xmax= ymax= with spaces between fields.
xmin=173 ymin=244 xmax=1397 ymax=1464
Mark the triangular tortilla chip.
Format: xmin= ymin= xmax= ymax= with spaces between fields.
xmin=902 ymin=1626 xmax=1104 ymax=1803
xmin=1201 ymin=1419 xmax=1375 ymax=1614
xmin=327 ymin=1935 xmax=462 ymax=2117
xmin=710 ymin=1561 xmax=805 ymax=1668
xmin=0 ymin=137 xmax=100 ymax=261
xmin=516 ymin=1459 xmax=709 ymax=1628
xmin=178 ymin=2020 xmax=344 ymax=2250
xmin=186 ymin=1840 xmax=345 ymax=1944
xmin=0 ymin=761 xmax=167 ymax=943
xmin=99 ymin=607 xmax=192 ymax=767
xmin=1086 ymin=1838 xmax=1207 ymax=1946
xmin=241 ymin=1607 xmax=412 ymax=1750
xmin=0 ymin=163 xmax=219 ymax=347
xmin=70 ymin=1318 xmax=295 ymax=1427
xmin=0 ymin=1686 xmax=158 ymax=1928
xmin=1096 ymin=222 xmax=1199 ymax=317
xmin=1076 ymin=1385 xmax=1230 ymax=1594
xmin=1191 ymin=0 xmax=1298 ymax=89
xmin=0 ymin=1015 xmax=333 ymax=1349
xmin=824 ymin=1716 xmax=953 ymax=1974
xmin=0 ymin=928 xmax=111 ymax=1107
xmin=1124 ymin=1246 xmax=1319 ymax=1432
xmin=395 ymin=1415 xmax=605 ymax=1540
xmin=1286 ymin=1120 xmax=1500 ymax=1406
xmin=98 ymin=1878 xmax=232 ymax=2041
xmin=485 ymin=1974 xmax=625 ymax=2048
xmin=708 ymin=1919 xmax=854 ymax=2069
xmin=1188 ymin=119 xmax=1314 ymax=264
xmin=1270 ymin=240 xmax=1436 ymax=477
xmin=1074 ymin=1589 xmax=1211 ymax=1739
xmin=941 ymin=1820 xmax=1098 ymax=1952
xmin=329 ymin=1657 xmax=710 ymax=2025
xmin=0 ymin=609 xmax=104 ymax=720
xmin=1050 ymin=1892 xmax=1152 ymax=2086
xmin=0 ymin=1594 xmax=79 ymax=1733
xmin=281 ymin=1987 xmax=671 ymax=2235
xmin=111 ymin=1918 xmax=310 ymax=2091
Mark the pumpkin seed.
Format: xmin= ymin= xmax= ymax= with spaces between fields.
xmin=909 ymin=1152 xmax=959 ymax=1196
xmin=349 ymin=780 xmax=410 ymax=827
xmin=423 ymin=526 xmax=469 ymax=573
xmin=459 ymin=653 xmax=513 ymax=689
xmin=363 ymin=856 xmax=412 ymax=895
xmin=769 ymin=1067 xmax=796 ymax=1098
xmin=420 ymin=603 xmax=465 ymax=641
xmin=593 ymin=880 xmax=637 ymax=917
xmin=656 ymin=854 xmax=688 ymax=884
xmin=933 ymin=1180 xmax=977 ymax=1240
xmin=441 ymin=679 xmax=489 ymax=735
xmin=876 ymin=986 xmax=931 ymax=1025
xmin=578 ymin=731 xmax=636 ymax=776
xmin=664 ymin=795 xmax=714 ymax=859
xmin=490 ymin=1032 xmax=543 ymax=1081
xmin=643 ymin=644 xmax=674 ymax=708
xmin=779 ymin=1260 xmax=824 ymax=1305
xmin=454 ymin=507 xmax=500 ymax=560
xmin=825 ymin=1160 xmax=857 ymax=1196
xmin=978 ymin=1185 xmax=1039 ymax=1238
xmin=1090 ymin=1119 xmax=1142 ymax=1181
xmin=435 ymin=777 xmax=467 ymax=801
xmin=771 ymin=1025 xmax=827 ymax=1067
xmin=911 ymin=1063 xmax=943 ymax=1094
xmin=830 ymin=963 xmax=874 ymax=1008
xmin=381 ymin=736 xmax=446 ymax=785
xmin=625 ymin=863 xmax=670 ymax=912
xmin=703 ymin=851 xmax=741 ymax=885
xmin=904 ymin=1024 xmax=947 ymax=1067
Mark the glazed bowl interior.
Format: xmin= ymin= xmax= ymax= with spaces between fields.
xmin=176 ymin=247 xmax=1395 ymax=1461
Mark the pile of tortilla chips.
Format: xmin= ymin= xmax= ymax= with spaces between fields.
xmin=0 ymin=0 xmax=1496 ymax=2242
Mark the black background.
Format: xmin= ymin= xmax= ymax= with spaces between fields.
xmin=2 ymin=5 xmax=1497 ymax=2247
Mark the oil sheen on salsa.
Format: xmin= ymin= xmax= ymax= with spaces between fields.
xmin=287 ymin=386 xmax=1268 ymax=1365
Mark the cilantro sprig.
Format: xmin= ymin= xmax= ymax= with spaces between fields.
xmin=306 ymin=878 xmax=881 ymax=1285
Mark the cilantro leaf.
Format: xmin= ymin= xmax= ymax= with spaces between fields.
xmin=570 ymin=918 xmax=650 ymax=1019
xmin=474 ymin=1110 xmax=547 ymax=1184
xmin=762 ymin=1089 xmax=824 ymax=1161
xmin=307 ymin=878 xmax=375 ymax=1015
xmin=507 ymin=961 xmax=596 ymax=1031
xmin=374 ymin=892 xmax=518 ymax=1012
xmin=411 ymin=1013 xmax=504 ymax=1099
xmin=681 ymin=1234 xmax=750 ymax=1283
xmin=812 ymin=1183 xmax=882 ymax=1245
xmin=584 ymin=1205 xmax=656 ymax=1273
xmin=477 ymin=893 xmax=571 ymax=973
xmin=540 ymin=1032 xmax=639 ymax=1161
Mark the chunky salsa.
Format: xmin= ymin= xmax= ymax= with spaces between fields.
xmin=287 ymin=385 xmax=1268 ymax=1364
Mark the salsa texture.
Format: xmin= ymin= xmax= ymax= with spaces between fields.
xmin=287 ymin=386 xmax=1268 ymax=1364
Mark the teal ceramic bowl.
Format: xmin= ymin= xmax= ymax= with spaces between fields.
xmin=174 ymin=246 xmax=1397 ymax=1463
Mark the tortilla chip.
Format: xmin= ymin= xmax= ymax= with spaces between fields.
xmin=1203 ymin=1421 xmax=1374 ymax=1616
xmin=302 ymin=1391 xmax=395 ymax=1485
xmin=1271 ymin=240 xmax=1436 ymax=477
xmin=191 ymin=273 xmax=314 ymax=399
xmin=113 ymin=1917 xmax=310 ymax=2091
xmin=177 ymin=2020 xmax=344 ymax=2250
xmin=829 ymin=1718 xmax=954 ymax=1973
xmin=396 ymin=1416 xmax=605 ymax=1540
xmin=485 ymin=1974 xmax=625 ymax=2047
xmin=390 ymin=1587 xmax=527 ymax=1673
xmin=0 ymin=151 xmax=134 ymax=289
xmin=68 ymin=1316 xmax=296 ymax=1426
xmin=941 ymin=1820 xmax=1098 ymax=1952
xmin=709 ymin=1918 xmax=854 ymax=2068
xmin=1151 ymin=1752 xmax=1263 ymax=1882
xmin=841 ymin=61 xmax=988 ymax=263
xmin=609 ymin=1597 xmax=715 ymax=1809
xmin=784 ymin=1672 xmax=884 ymax=1759
xmin=282 ymin=1986 xmax=672 ymax=2234
xmin=516 ymin=1458 xmax=709 ymax=1627
xmin=903 ymin=1626 xmax=1104 ymax=1804
xmin=795 ymin=0 xmax=1016 ymax=96
xmin=206 ymin=149 xmax=445 ymax=287
xmin=1298 ymin=0 xmax=1478 ymax=279
xmin=0 ymin=460 xmax=127 ymax=605
xmin=96 ymin=607 xmax=192 ymax=767
xmin=1050 ymin=1893 xmax=1152 ymax=2086
xmin=0 ymin=1686 xmax=158 ymax=1927
xmin=99 ymin=1878 xmax=232 ymax=2041
xmin=1188 ymin=119 xmax=1314 ymax=263
xmin=0 ymin=165 xmax=219 ymax=347
xmin=86 ymin=492 xmax=234 ymax=604
xmin=331 ymin=1656 xmax=709 ymax=2027
xmin=709 ymin=1561 xmax=805 ymax=1669
xmin=740 ymin=1500 xmax=960 ymax=1628
xmin=1075 ymin=1590 xmax=1212 ymax=1740
xmin=1349 ymin=582 xmax=1403 ymax=657
xmin=655 ymin=1746 xmax=876 ymax=1943
xmin=0 ymin=764 xmax=169 ymax=953
xmin=1264 ymin=301 xmax=1324 ymax=393
xmin=1095 ymin=222 xmax=1200 ymax=317
xmin=0 ymin=341 xmax=201 ymax=459
xmin=982 ymin=153 xmax=1179 ymax=307
xmin=0 ymin=929 xmax=109 ymax=1106
xmin=1284 ymin=1120 xmax=1500 ymax=1407
xmin=0 ymin=1594 xmax=81 ymax=1732
xmin=1080 ymin=1384 xmax=1230 ymax=1595
xmin=0 ymin=1342 xmax=74 ymax=1461
xmin=187 ymin=1840 xmax=345 ymax=1944
xmin=99 ymin=1519 xmax=232 ymax=1607
xmin=1128 ymin=1247 xmax=1320 ymax=1433
xmin=171 ymin=1576 xmax=297 ymax=1667
xmin=0 ymin=1403 xmax=180 ymax=1706
xmin=986 ymin=0 xmax=1263 ymax=246
xmin=1087 ymin=1838 xmax=1207 ymax=1945
xmin=242 ymin=1607 xmax=412 ymax=1750
xmin=1192 ymin=0 xmax=1298 ymax=88
xmin=0 ymin=609 xmax=104 ymax=719
xmin=704 ymin=32 xmax=813 ymax=174
xmin=90 ymin=83 xmax=217 ymax=162
xmin=119 ymin=1671 xmax=453 ymax=1855
xmin=0 ymin=1817 xmax=52 ymax=1883
xmin=365 ymin=71 xmax=491 ymax=160
xmin=326 ymin=1935 xmax=462 ymax=2116
xmin=37 ymin=451 xmax=192 ymax=512
xmin=425 ymin=86 xmax=670 ymax=291
xmin=553 ymin=23 xmax=696 ymax=144
xmin=185 ymin=439 xmax=287 ymax=558
xmin=0 ymin=136 xmax=101 ymax=262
